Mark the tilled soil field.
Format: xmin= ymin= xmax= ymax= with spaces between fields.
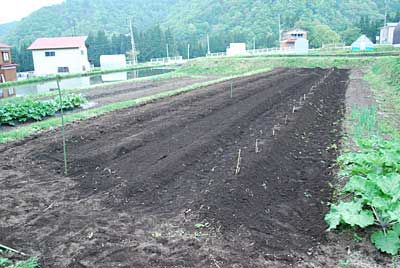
xmin=1 ymin=68 xmax=349 ymax=267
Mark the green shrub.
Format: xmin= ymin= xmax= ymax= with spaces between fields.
xmin=0 ymin=94 xmax=87 ymax=126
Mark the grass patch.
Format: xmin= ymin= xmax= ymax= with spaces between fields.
xmin=178 ymin=56 xmax=378 ymax=76
xmin=364 ymin=57 xmax=400 ymax=130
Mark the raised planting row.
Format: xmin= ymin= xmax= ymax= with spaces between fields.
xmin=0 ymin=94 xmax=87 ymax=126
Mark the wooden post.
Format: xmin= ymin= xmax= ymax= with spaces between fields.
xmin=57 ymin=77 xmax=68 ymax=176
xmin=235 ymin=149 xmax=242 ymax=175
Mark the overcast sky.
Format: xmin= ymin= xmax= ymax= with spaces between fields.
xmin=0 ymin=0 xmax=65 ymax=24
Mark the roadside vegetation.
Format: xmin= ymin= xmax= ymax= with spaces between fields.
xmin=325 ymin=57 xmax=400 ymax=256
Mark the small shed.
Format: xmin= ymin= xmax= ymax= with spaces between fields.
xmin=226 ymin=43 xmax=247 ymax=56
xmin=100 ymin=54 xmax=127 ymax=82
xmin=351 ymin=35 xmax=375 ymax=51
xmin=294 ymin=38 xmax=309 ymax=54
xmin=393 ymin=22 xmax=400 ymax=47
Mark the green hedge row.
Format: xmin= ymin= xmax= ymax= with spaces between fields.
xmin=0 ymin=94 xmax=87 ymax=126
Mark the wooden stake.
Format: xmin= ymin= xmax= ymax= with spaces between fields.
xmin=285 ymin=114 xmax=288 ymax=125
xmin=272 ymin=128 xmax=275 ymax=136
xmin=230 ymin=83 xmax=233 ymax=98
xmin=57 ymin=77 xmax=68 ymax=176
xmin=235 ymin=149 xmax=242 ymax=175
xmin=255 ymin=139 xmax=259 ymax=153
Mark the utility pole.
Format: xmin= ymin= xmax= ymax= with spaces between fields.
xmin=207 ymin=34 xmax=211 ymax=55
xmin=166 ymin=43 xmax=169 ymax=58
xmin=187 ymin=43 xmax=190 ymax=60
xmin=253 ymin=36 xmax=256 ymax=51
xmin=129 ymin=18 xmax=138 ymax=65
xmin=278 ymin=14 xmax=282 ymax=44
xmin=384 ymin=0 xmax=389 ymax=26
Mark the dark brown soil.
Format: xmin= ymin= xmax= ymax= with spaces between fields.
xmin=81 ymin=75 xmax=215 ymax=106
xmin=1 ymin=68 xmax=351 ymax=267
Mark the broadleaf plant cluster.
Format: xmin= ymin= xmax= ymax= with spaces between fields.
xmin=0 ymin=94 xmax=87 ymax=126
xmin=325 ymin=106 xmax=400 ymax=255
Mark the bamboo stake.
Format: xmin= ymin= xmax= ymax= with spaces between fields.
xmin=235 ymin=149 xmax=242 ymax=175
xmin=57 ymin=77 xmax=68 ymax=176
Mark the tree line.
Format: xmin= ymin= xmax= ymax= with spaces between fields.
xmin=10 ymin=12 xmax=400 ymax=72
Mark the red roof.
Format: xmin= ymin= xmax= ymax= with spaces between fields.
xmin=28 ymin=36 xmax=87 ymax=50
xmin=0 ymin=42 xmax=12 ymax=49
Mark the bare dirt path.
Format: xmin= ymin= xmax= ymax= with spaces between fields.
xmin=1 ymin=68 xmax=349 ymax=267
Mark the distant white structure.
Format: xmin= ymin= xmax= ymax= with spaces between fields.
xmin=380 ymin=23 xmax=398 ymax=45
xmin=100 ymin=55 xmax=127 ymax=82
xmin=28 ymin=36 xmax=90 ymax=76
xmin=351 ymin=35 xmax=375 ymax=51
xmin=100 ymin=54 xmax=127 ymax=70
xmin=393 ymin=23 xmax=400 ymax=47
xmin=294 ymin=38 xmax=309 ymax=54
xmin=226 ymin=43 xmax=247 ymax=56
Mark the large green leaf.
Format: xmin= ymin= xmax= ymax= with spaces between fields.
xmin=374 ymin=174 xmax=400 ymax=200
xmin=325 ymin=206 xmax=341 ymax=230
xmin=371 ymin=229 xmax=400 ymax=255
xmin=326 ymin=201 xmax=375 ymax=229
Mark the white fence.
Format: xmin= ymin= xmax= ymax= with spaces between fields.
xmin=206 ymin=52 xmax=227 ymax=57
xmin=205 ymin=47 xmax=297 ymax=58
xmin=149 ymin=56 xmax=186 ymax=65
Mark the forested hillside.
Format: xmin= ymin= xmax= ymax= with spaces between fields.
xmin=0 ymin=22 xmax=17 ymax=40
xmin=2 ymin=0 xmax=400 ymax=71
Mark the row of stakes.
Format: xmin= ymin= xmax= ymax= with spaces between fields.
xmin=233 ymin=68 xmax=335 ymax=175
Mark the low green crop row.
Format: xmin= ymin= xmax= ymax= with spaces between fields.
xmin=0 ymin=94 xmax=87 ymax=126
xmin=0 ymin=256 xmax=38 ymax=268
xmin=326 ymin=106 xmax=400 ymax=255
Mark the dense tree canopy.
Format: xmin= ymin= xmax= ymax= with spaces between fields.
xmin=2 ymin=0 xmax=400 ymax=71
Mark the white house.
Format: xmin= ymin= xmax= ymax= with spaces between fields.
xmin=380 ymin=23 xmax=398 ymax=45
xmin=28 ymin=36 xmax=91 ymax=75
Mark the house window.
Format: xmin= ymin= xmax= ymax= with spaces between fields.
xmin=2 ymin=52 xmax=9 ymax=62
xmin=45 ymin=51 xmax=56 ymax=57
xmin=57 ymin=67 xmax=69 ymax=73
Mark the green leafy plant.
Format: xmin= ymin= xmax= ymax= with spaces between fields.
xmin=326 ymin=135 xmax=400 ymax=254
xmin=327 ymin=103 xmax=400 ymax=255
xmin=0 ymin=94 xmax=87 ymax=126
xmin=194 ymin=223 xmax=210 ymax=229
